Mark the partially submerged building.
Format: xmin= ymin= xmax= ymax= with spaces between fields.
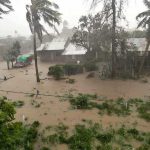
xmin=37 ymin=37 xmax=87 ymax=63
xmin=37 ymin=37 xmax=68 ymax=62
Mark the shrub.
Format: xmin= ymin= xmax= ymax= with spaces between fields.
xmin=41 ymin=147 xmax=50 ymax=150
xmin=137 ymin=102 xmax=150 ymax=122
xmin=127 ymin=128 xmax=139 ymax=137
xmin=84 ymin=61 xmax=98 ymax=72
xmin=68 ymin=125 xmax=94 ymax=150
xmin=13 ymin=100 xmax=25 ymax=108
xmin=63 ymin=64 xmax=83 ymax=75
xmin=69 ymin=94 xmax=90 ymax=109
xmin=48 ymin=65 xmax=64 ymax=80
xmin=96 ymin=133 xmax=113 ymax=144
xmin=0 ymin=97 xmax=39 ymax=150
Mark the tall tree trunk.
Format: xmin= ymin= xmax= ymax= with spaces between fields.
xmin=111 ymin=0 xmax=116 ymax=78
xmin=11 ymin=61 xmax=13 ymax=68
xmin=138 ymin=41 xmax=150 ymax=76
xmin=7 ymin=60 xmax=10 ymax=70
xmin=54 ymin=25 xmax=60 ymax=35
xmin=33 ymin=31 xmax=40 ymax=82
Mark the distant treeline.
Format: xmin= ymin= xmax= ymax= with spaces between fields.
xmin=127 ymin=30 xmax=146 ymax=38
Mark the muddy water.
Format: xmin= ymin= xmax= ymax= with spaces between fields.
xmin=0 ymin=61 xmax=150 ymax=148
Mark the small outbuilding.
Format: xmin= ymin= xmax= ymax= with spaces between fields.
xmin=62 ymin=43 xmax=87 ymax=63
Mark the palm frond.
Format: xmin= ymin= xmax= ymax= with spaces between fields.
xmin=144 ymin=0 xmax=150 ymax=9
xmin=136 ymin=10 xmax=150 ymax=20
xmin=26 ymin=0 xmax=61 ymax=41
xmin=0 ymin=0 xmax=13 ymax=17
xmin=137 ymin=17 xmax=148 ymax=28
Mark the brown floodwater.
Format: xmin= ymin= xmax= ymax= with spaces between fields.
xmin=0 ymin=61 xmax=150 ymax=149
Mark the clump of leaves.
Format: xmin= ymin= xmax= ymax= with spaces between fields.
xmin=63 ymin=64 xmax=83 ymax=75
xmin=96 ymin=133 xmax=113 ymax=144
xmin=69 ymin=94 xmax=90 ymax=109
xmin=44 ymin=123 xmax=69 ymax=145
xmin=137 ymin=102 xmax=150 ymax=122
xmin=0 ymin=97 xmax=39 ymax=150
xmin=13 ymin=100 xmax=25 ymax=108
xmin=68 ymin=125 xmax=95 ymax=150
xmin=95 ymin=98 xmax=131 ymax=116
xmin=41 ymin=147 xmax=50 ymax=150
xmin=69 ymin=93 xmax=98 ymax=109
xmin=48 ymin=65 xmax=64 ymax=80
xmin=28 ymin=93 xmax=35 ymax=97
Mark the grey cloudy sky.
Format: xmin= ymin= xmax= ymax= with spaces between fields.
xmin=0 ymin=0 xmax=147 ymax=37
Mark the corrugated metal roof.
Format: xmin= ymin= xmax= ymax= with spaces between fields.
xmin=62 ymin=43 xmax=87 ymax=55
xmin=44 ymin=37 xmax=67 ymax=51
xmin=128 ymin=38 xmax=150 ymax=52
xmin=37 ymin=44 xmax=45 ymax=51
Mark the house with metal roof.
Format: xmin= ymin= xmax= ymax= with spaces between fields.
xmin=37 ymin=36 xmax=87 ymax=63
xmin=62 ymin=43 xmax=87 ymax=63
xmin=37 ymin=37 xmax=69 ymax=62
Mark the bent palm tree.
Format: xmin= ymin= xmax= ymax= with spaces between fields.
xmin=26 ymin=0 xmax=61 ymax=82
xmin=136 ymin=0 xmax=150 ymax=75
xmin=0 ymin=0 xmax=13 ymax=18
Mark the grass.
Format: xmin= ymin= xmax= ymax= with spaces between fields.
xmin=137 ymin=101 xmax=150 ymax=122
xmin=40 ymin=121 xmax=150 ymax=150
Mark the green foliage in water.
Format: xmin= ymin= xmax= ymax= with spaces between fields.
xmin=84 ymin=61 xmax=98 ymax=72
xmin=137 ymin=102 xmax=150 ymax=122
xmin=63 ymin=64 xmax=83 ymax=75
xmin=0 ymin=97 xmax=39 ymax=150
xmin=48 ymin=65 xmax=64 ymax=80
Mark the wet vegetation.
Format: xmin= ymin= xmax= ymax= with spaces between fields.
xmin=39 ymin=121 xmax=150 ymax=150
xmin=64 ymin=93 xmax=150 ymax=121
xmin=0 ymin=97 xmax=40 ymax=150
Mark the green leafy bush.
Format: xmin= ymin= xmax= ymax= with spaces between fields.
xmin=96 ymin=133 xmax=113 ymax=144
xmin=63 ymin=64 xmax=83 ymax=75
xmin=48 ymin=65 xmax=64 ymax=80
xmin=137 ymin=102 xmax=150 ymax=122
xmin=69 ymin=94 xmax=90 ymax=109
xmin=13 ymin=100 xmax=25 ymax=108
xmin=0 ymin=97 xmax=39 ymax=150
xmin=68 ymin=125 xmax=95 ymax=150
xmin=84 ymin=61 xmax=98 ymax=72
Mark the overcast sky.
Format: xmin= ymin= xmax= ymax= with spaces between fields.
xmin=0 ymin=0 xmax=147 ymax=37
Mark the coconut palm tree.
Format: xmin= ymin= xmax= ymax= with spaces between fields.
xmin=0 ymin=0 xmax=13 ymax=18
xmin=136 ymin=0 xmax=150 ymax=75
xmin=26 ymin=0 xmax=61 ymax=82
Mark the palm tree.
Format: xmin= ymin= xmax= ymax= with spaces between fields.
xmin=0 ymin=0 xmax=13 ymax=18
xmin=136 ymin=0 xmax=150 ymax=75
xmin=26 ymin=0 xmax=61 ymax=82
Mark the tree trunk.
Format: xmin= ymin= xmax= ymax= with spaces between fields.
xmin=111 ymin=0 xmax=116 ymax=78
xmin=33 ymin=31 xmax=40 ymax=83
xmin=7 ymin=61 xmax=10 ymax=70
xmin=138 ymin=41 xmax=150 ymax=76
xmin=11 ymin=61 xmax=13 ymax=68
xmin=54 ymin=25 xmax=60 ymax=35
